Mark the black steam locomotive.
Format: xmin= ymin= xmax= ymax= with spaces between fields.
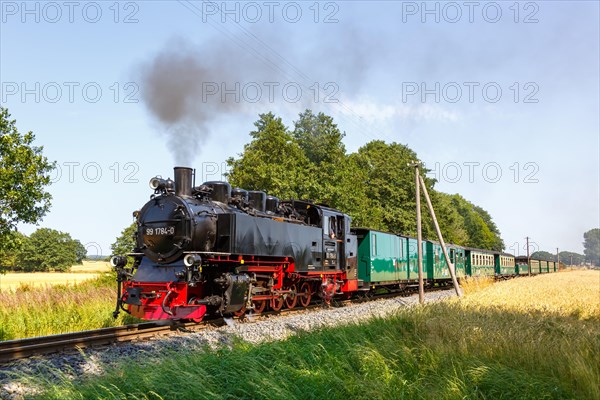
xmin=112 ymin=167 xmax=358 ymax=321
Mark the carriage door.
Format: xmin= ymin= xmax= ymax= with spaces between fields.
xmin=336 ymin=215 xmax=346 ymax=270
xmin=323 ymin=214 xmax=338 ymax=270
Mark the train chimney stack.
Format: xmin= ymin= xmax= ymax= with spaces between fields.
xmin=174 ymin=167 xmax=193 ymax=197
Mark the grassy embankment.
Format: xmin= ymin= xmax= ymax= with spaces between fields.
xmin=0 ymin=261 xmax=138 ymax=340
xmin=25 ymin=270 xmax=600 ymax=400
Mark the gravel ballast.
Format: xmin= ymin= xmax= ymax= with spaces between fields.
xmin=0 ymin=289 xmax=455 ymax=399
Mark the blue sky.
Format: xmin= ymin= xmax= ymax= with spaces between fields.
xmin=1 ymin=1 xmax=598 ymax=257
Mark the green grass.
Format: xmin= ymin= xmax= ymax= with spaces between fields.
xmin=0 ymin=273 xmax=139 ymax=341
xmin=25 ymin=271 xmax=599 ymax=400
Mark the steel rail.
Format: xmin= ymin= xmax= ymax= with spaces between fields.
xmin=0 ymin=321 xmax=210 ymax=364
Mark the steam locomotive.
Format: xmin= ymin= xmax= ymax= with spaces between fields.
xmin=112 ymin=167 xmax=557 ymax=321
xmin=112 ymin=167 xmax=358 ymax=321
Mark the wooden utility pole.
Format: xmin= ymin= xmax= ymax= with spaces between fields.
xmin=418 ymin=175 xmax=462 ymax=298
xmin=526 ymin=236 xmax=531 ymax=276
xmin=411 ymin=162 xmax=425 ymax=304
xmin=556 ymin=248 xmax=560 ymax=270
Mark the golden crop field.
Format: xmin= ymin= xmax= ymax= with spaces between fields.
xmin=0 ymin=260 xmax=111 ymax=292
xmin=459 ymin=269 xmax=600 ymax=319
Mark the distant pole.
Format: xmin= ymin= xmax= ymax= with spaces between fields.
xmin=411 ymin=162 xmax=425 ymax=304
xmin=570 ymin=254 xmax=573 ymax=266
xmin=556 ymin=248 xmax=559 ymax=270
xmin=418 ymin=175 xmax=462 ymax=297
xmin=526 ymin=236 xmax=531 ymax=276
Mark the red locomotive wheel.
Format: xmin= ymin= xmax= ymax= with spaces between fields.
xmin=298 ymin=282 xmax=312 ymax=307
xmin=285 ymin=285 xmax=298 ymax=309
xmin=271 ymin=296 xmax=284 ymax=312
xmin=253 ymin=299 xmax=267 ymax=314
xmin=233 ymin=305 xmax=246 ymax=318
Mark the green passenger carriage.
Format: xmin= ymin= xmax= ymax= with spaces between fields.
xmin=496 ymin=254 xmax=516 ymax=276
xmin=466 ymin=250 xmax=496 ymax=277
xmin=352 ymin=229 xmax=556 ymax=292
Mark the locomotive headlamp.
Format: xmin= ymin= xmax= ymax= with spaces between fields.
xmin=110 ymin=256 xmax=128 ymax=268
xmin=184 ymin=254 xmax=202 ymax=267
xmin=149 ymin=177 xmax=162 ymax=190
xmin=149 ymin=177 xmax=174 ymax=191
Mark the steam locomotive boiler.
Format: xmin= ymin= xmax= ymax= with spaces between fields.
xmin=112 ymin=167 xmax=359 ymax=321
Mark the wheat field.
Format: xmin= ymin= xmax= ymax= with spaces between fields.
xmin=0 ymin=260 xmax=111 ymax=292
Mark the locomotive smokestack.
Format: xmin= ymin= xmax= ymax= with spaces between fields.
xmin=174 ymin=167 xmax=193 ymax=197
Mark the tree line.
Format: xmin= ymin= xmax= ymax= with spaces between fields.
xmin=531 ymin=229 xmax=599 ymax=266
xmin=226 ymin=111 xmax=505 ymax=250
xmin=0 ymin=228 xmax=87 ymax=272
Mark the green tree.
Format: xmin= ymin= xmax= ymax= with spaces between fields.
xmin=293 ymin=109 xmax=346 ymax=166
xmin=583 ymin=228 xmax=600 ymax=265
xmin=559 ymin=251 xmax=585 ymax=266
xmin=292 ymin=109 xmax=346 ymax=201
xmin=226 ymin=112 xmax=314 ymax=199
xmin=17 ymin=228 xmax=79 ymax=272
xmin=531 ymin=251 xmax=556 ymax=261
xmin=431 ymin=192 xmax=469 ymax=245
xmin=472 ymin=205 xmax=504 ymax=250
xmin=73 ymin=240 xmax=87 ymax=264
xmin=351 ymin=140 xmax=434 ymax=236
xmin=111 ymin=222 xmax=137 ymax=255
xmin=0 ymin=107 xmax=55 ymax=240
xmin=111 ymin=222 xmax=138 ymax=264
xmin=0 ymin=230 xmax=26 ymax=273
xmin=450 ymin=195 xmax=503 ymax=251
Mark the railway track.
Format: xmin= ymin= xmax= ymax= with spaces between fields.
xmin=0 ymin=320 xmax=213 ymax=364
xmin=0 ymin=285 xmax=453 ymax=364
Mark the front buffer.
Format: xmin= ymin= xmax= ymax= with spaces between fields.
xmin=122 ymin=280 xmax=207 ymax=321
